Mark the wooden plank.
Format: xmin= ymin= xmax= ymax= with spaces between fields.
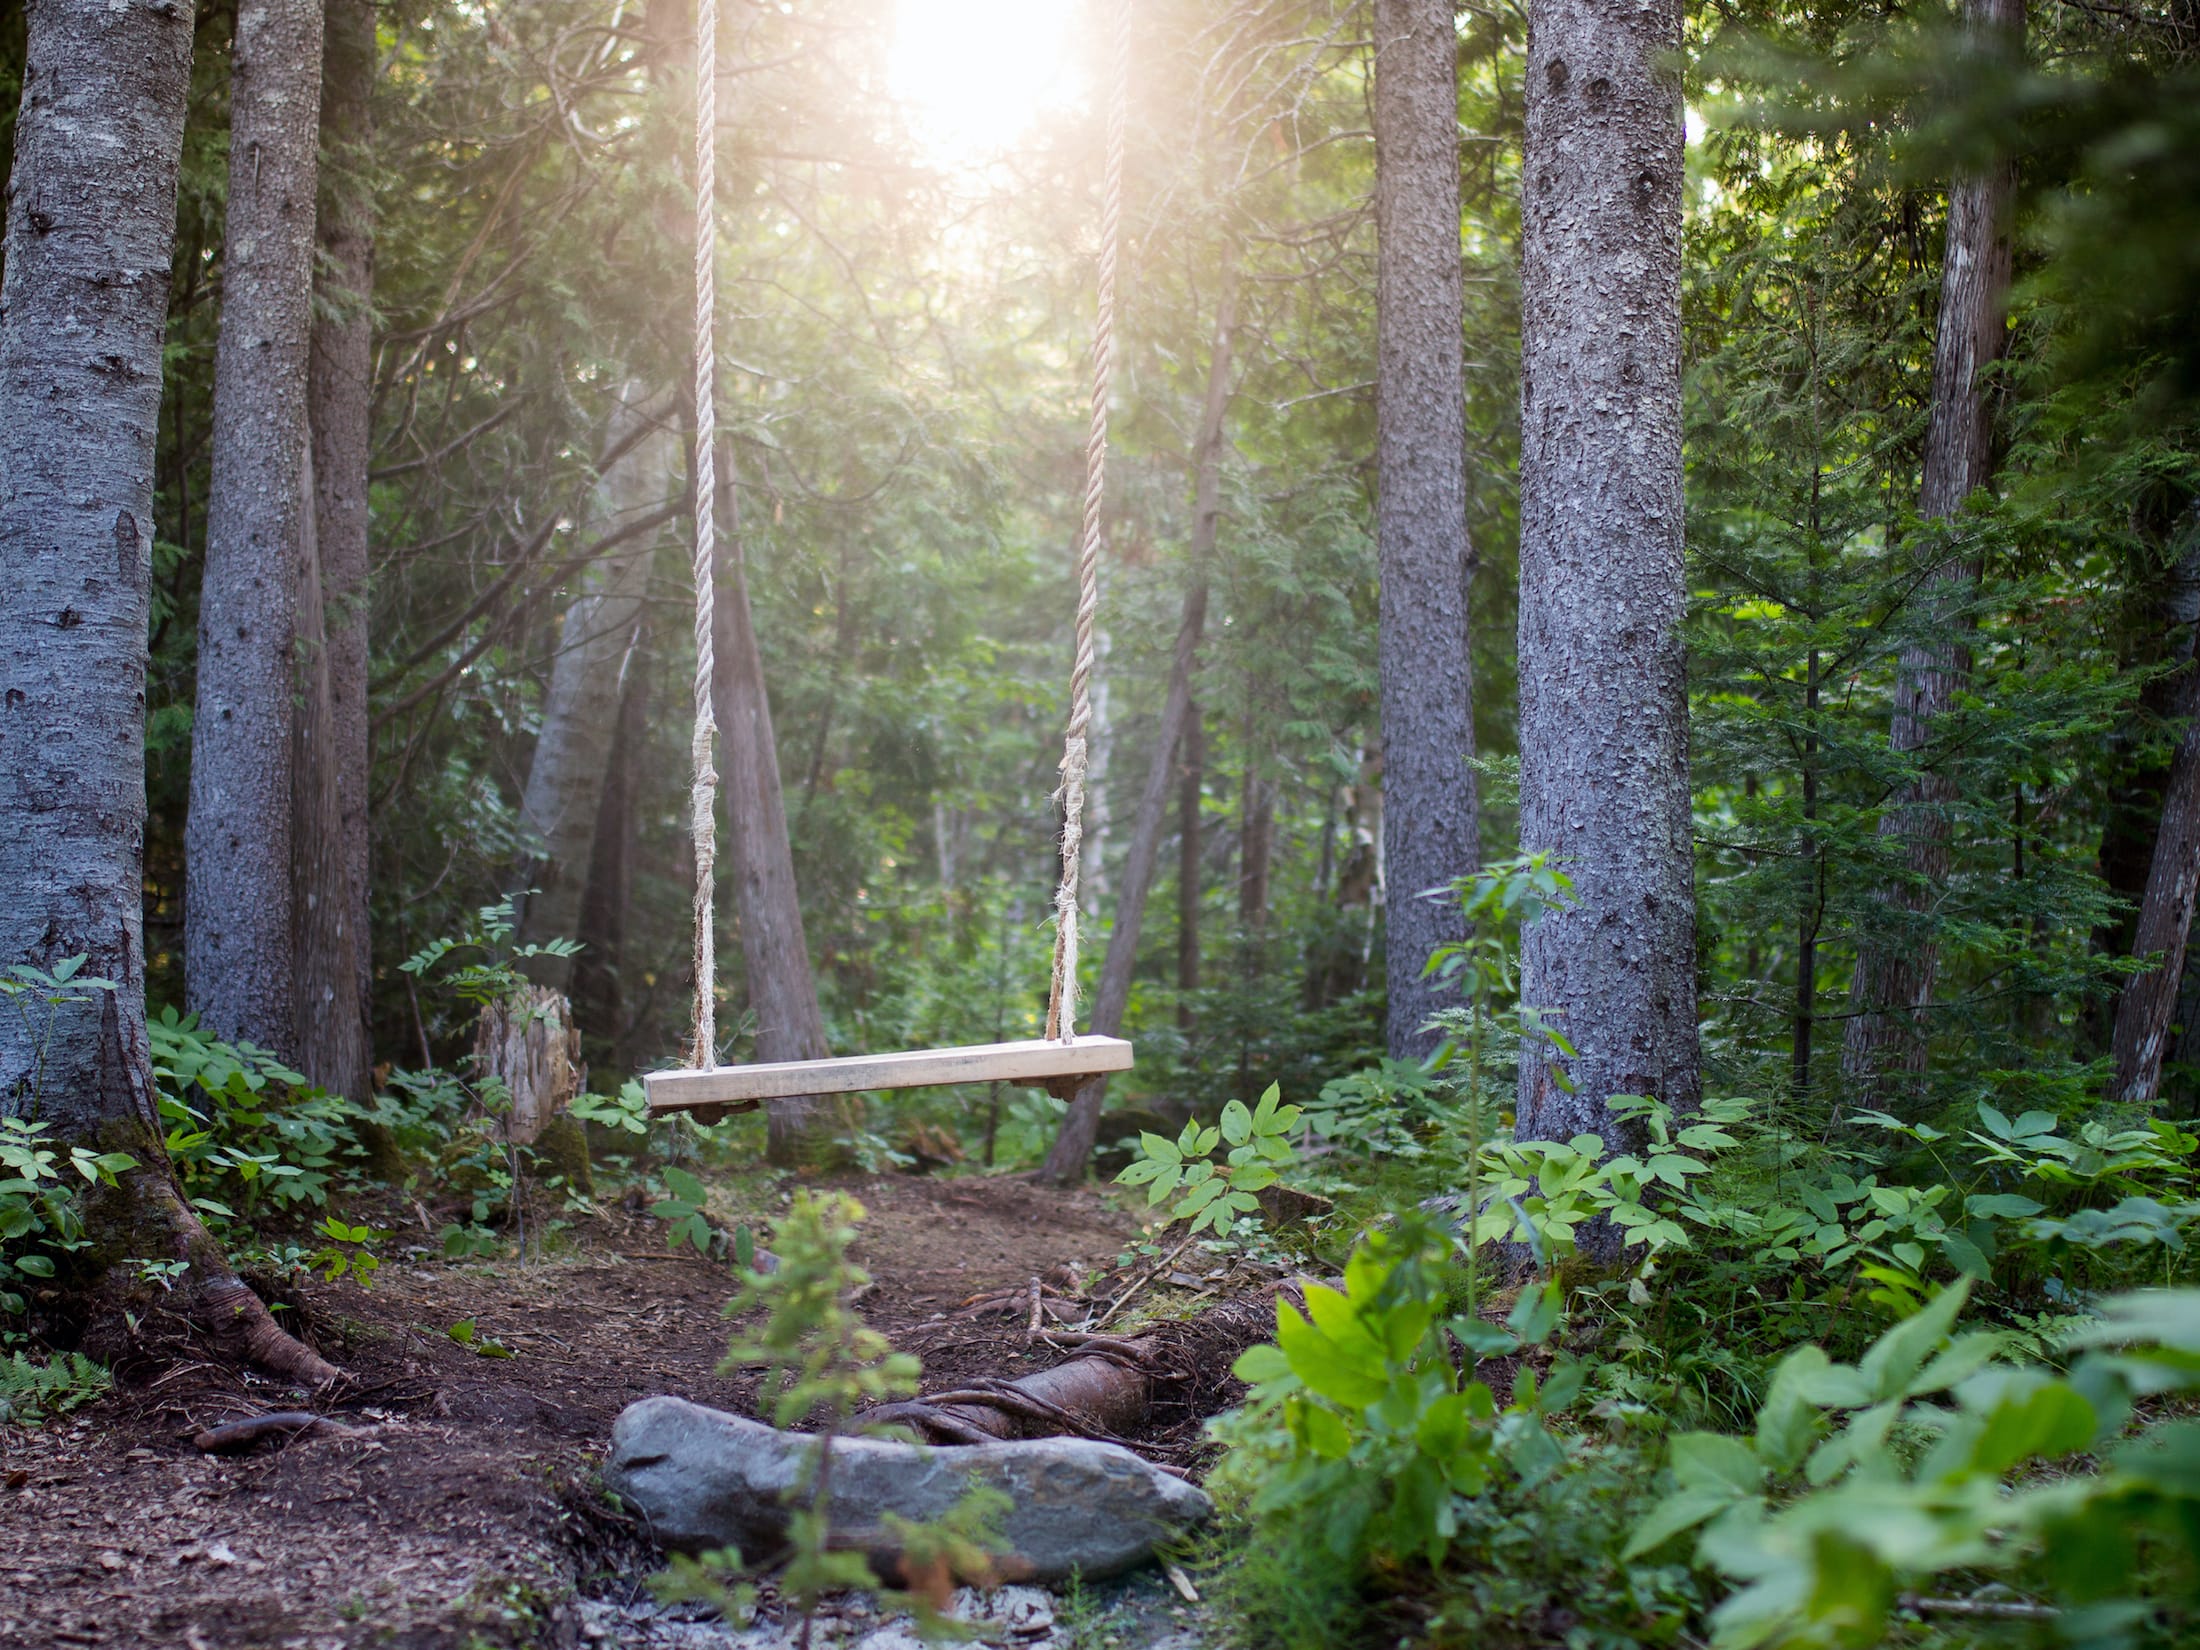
xmin=642 ymin=1035 xmax=1134 ymax=1113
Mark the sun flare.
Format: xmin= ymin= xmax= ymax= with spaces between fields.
xmin=888 ymin=0 xmax=1084 ymax=167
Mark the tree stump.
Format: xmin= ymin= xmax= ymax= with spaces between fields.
xmin=473 ymin=986 xmax=583 ymax=1147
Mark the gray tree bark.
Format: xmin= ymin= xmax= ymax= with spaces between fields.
xmin=1374 ymin=0 xmax=1482 ymax=1062
xmin=1516 ymin=0 xmax=1699 ymax=1154
xmin=298 ymin=0 xmax=379 ymax=1101
xmin=186 ymin=0 xmax=326 ymax=1053
xmin=712 ymin=440 xmax=835 ymax=1164
xmin=1237 ymin=753 xmax=1275 ymax=934
xmin=516 ymin=388 xmax=677 ymax=979
xmin=572 ymin=644 xmax=651 ymax=1065
xmin=1041 ymin=271 xmax=1238 ymax=1183
xmin=290 ymin=450 xmax=368 ymax=1103
xmin=2112 ymin=507 xmax=2200 ymax=1103
xmin=1841 ymin=0 xmax=2022 ymax=1098
xmin=0 ymin=0 xmax=335 ymax=1386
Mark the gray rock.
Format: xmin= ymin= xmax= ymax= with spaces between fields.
xmin=605 ymin=1396 xmax=1210 ymax=1584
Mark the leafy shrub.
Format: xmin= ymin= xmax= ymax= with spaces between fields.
xmin=1116 ymin=1082 xmax=1302 ymax=1237
xmin=396 ymin=893 xmax=580 ymax=1011
xmin=151 ymin=1007 xmax=358 ymax=1226
xmin=1627 ymin=1282 xmax=2200 ymax=1649
xmin=0 ymin=1117 xmax=134 ymax=1314
xmin=1212 ymin=1216 xmax=1582 ymax=1571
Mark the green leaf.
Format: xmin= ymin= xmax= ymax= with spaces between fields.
xmin=1965 ymin=1379 xmax=2099 ymax=1474
xmin=1277 ymin=1302 xmax=1386 ymax=1408
xmin=1670 ymin=1431 xmax=1764 ymax=1496
xmin=1233 ymin=1342 xmax=1294 ymax=1386
xmin=1623 ymin=1488 xmax=1747 ymax=1560
xmin=1909 ymin=1331 xmax=2004 ymax=1396
xmin=2063 ymin=1289 xmax=2200 ymax=1356
xmin=1220 ymin=1100 xmax=1253 ymax=1147
xmin=1801 ymin=1528 xmax=1897 ymax=1646
xmin=1755 ymin=1345 xmax=1830 ymax=1475
xmin=1506 ymin=1281 xmax=1563 ymax=1347
xmin=1857 ymin=1279 xmax=1970 ymax=1401
xmin=1140 ymin=1131 xmax=1182 ymax=1167
xmin=1298 ymin=1401 xmax=1352 ymax=1459
xmin=1449 ymin=1317 xmax=1519 ymax=1358
xmin=15 ymin=1255 xmax=54 ymax=1278
xmin=1178 ymin=1178 xmax=1226 ymax=1215
xmin=661 ymin=1167 xmax=707 ymax=1206
xmin=1939 ymin=1229 xmax=1992 ymax=1279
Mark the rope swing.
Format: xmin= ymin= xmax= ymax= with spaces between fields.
xmin=1045 ymin=0 xmax=1131 ymax=1045
xmin=650 ymin=0 xmax=1135 ymax=1117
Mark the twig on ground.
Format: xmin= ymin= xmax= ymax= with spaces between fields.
xmin=1094 ymin=1231 xmax=1198 ymax=1330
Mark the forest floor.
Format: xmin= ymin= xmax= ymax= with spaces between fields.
xmin=0 ymin=1173 xmax=1228 ymax=1650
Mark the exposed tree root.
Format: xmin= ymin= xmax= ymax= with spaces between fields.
xmin=866 ymin=1282 xmax=1293 ymax=1467
xmin=195 ymin=1275 xmax=344 ymax=1390
xmin=80 ymin=1168 xmax=345 ymax=1392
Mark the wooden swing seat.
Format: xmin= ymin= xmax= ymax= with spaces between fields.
xmin=643 ymin=1034 xmax=1133 ymax=1116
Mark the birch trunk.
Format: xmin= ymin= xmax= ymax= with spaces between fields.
xmin=1041 ymin=272 xmax=1239 ymax=1183
xmin=298 ymin=0 xmax=379 ymax=1100
xmin=2112 ymin=509 xmax=2200 ymax=1103
xmin=1516 ymin=0 xmax=1699 ymax=1159
xmin=186 ymin=0 xmax=326 ymax=1053
xmin=1177 ymin=702 xmax=1205 ymax=1029
xmin=712 ymin=441 xmax=835 ymax=1163
xmin=0 ymin=0 xmax=335 ymax=1386
xmin=1841 ymin=0 xmax=2022 ymax=1097
xmin=516 ymin=389 xmax=676 ymax=978
xmin=1374 ymin=0 xmax=1481 ymax=1061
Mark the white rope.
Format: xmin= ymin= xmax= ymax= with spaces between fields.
xmin=1045 ymin=0 xmax=1131 ymax=1044
xmin=688 ymin=0 xmax=720 ymax=1068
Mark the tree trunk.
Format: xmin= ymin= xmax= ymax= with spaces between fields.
xmin=1841 ymin=0 xmax=2022 ymax=1098
xmin=300 ymin=0 xmax=379 ymax=1101
xmin=1374 ymin=0 xmax=1482 ymax=1062
xmin=1516 ymin=0 xmax=1699 ymax=1160
xmin=1177 ymin=702 xmax=1205 ymax=1030
xmin=1793 ymin=643 xmax=1825 ymax=1100
xmin=2089 ymin=497 xmax=2200 ymax=1046
xmin=572 ymin=645 xmax=650 ymax=1060
xmin=1041 ymin=271 xmax=1239 ymax=1184
xmin=0 ymin=0 xmax=335 ymax=1388
xmin=1039 ymin=582 xmax=1211 ymax=1182
xmin=712 ymin=440 xmax=835 ymax=1164
xmin=516 ymin=388 xmax=676 ymax=977
xmin=290 ymin=451 xmax=368 ymax=1103
xmin=1237 ymin=754 xmax=1275 ymax=934
xmin=2111 ymin=509 xmax=2200 ymax=1103
xmin=186 ymin=0 xmax=327 ymax=1054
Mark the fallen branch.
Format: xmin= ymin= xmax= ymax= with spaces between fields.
xmin=193 ymin=1411 xmax=358 ymax=1454
xmin=1899 ymin=1594 xmax=2059 ymax=1622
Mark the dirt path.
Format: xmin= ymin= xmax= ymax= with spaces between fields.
xmin=0 ymin=1174 xmax=1190 ymax=1650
